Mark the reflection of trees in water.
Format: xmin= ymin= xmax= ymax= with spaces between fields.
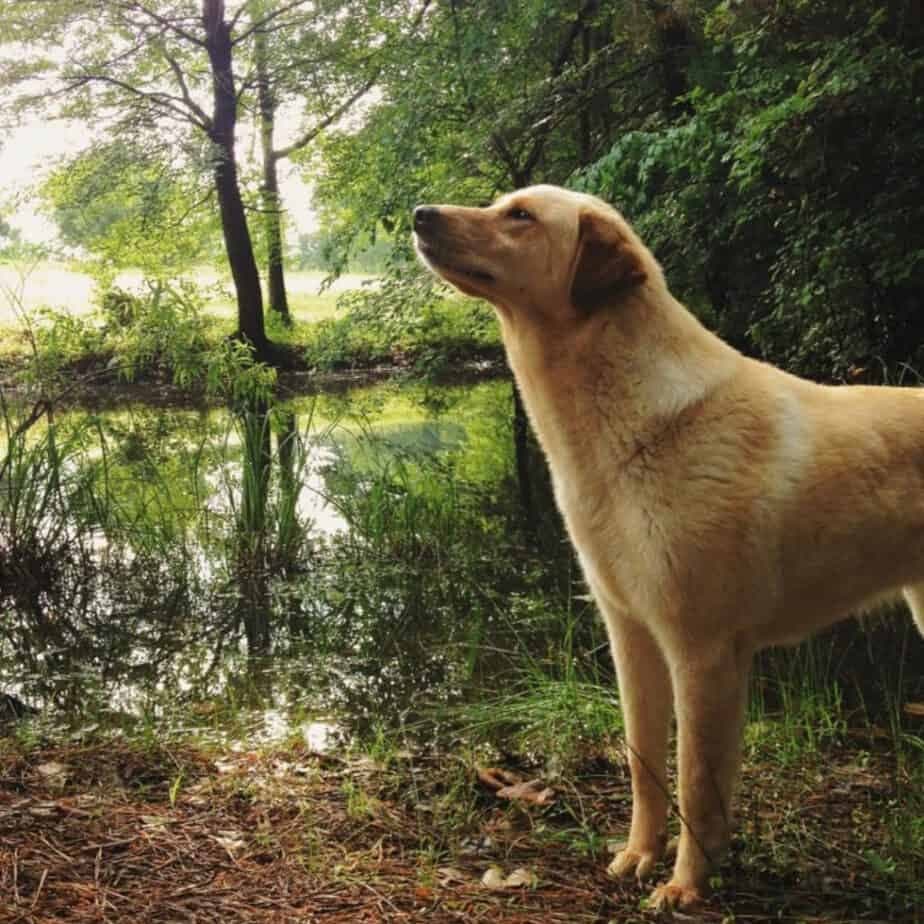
xmin=0 ymin=381 xmax=571 ymax=734
xmin=235 ymin=403 xmax=273 ymax=656
xmin=0 ymin=398 xmax=326 ymax=715
xmin=3 ymin=383 xmax=921 ymax=741
xmin=233 ymin=404 xmax=305 ymax=657
xmin=0 ymin=401 xmax=285 ymax=714
xmin=1 ymin=542 xmax=216 ymax=716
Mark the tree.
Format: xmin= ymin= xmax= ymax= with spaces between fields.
xmin=252 ymin=3 xmax=378 ymax=324
xmin=313 ymin=0 xmax=675 ymax=242
xmin=1 ymin=1 xmax=267 ymax=351
xmin=247 ymin=0 xmax=431 ymax=324
xmin=0 ymin=0 xmax=423 ymax=356
xmin=578 ymin=0 xmax=924 ymax=382
xmin=0 ymin=215 xmax=21 ymax=256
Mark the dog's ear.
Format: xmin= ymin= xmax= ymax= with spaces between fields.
xmin=569 ymin=209 xmax=647 ymax=312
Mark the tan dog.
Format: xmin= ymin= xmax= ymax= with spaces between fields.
xmin=412 ymin=185 xmax=924 ymax=910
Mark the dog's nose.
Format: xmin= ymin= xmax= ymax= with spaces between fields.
xmin=413 ymin=206 xmax=440 ymax=231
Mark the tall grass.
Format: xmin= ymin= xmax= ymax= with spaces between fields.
xmin=0 ymin=392 xmax=331 ymax=718
xmin=0 ymin=394 xmax=100 ymax=604
xmin=748 ymin=634 xmax=848 ymax=762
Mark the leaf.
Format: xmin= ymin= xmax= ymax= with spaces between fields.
xmin=494 ymin=779 xmax=556 ymax=806
xmin=28 ymin=801 xmax=62 ymax=818
xmin=477 ymin=766 xmax=556 ymax=804
xmin=213 ymin=830 xmax=247 ymax=859
xmin=140 ymin=815 xmax=172 ymax=828
xmin=903 ymin=702 xmax=924 ymax=718
xmin=480 ymin=866 xmax=507 ymax=890
xmin=35 ymin=762 xmax=69 ymax=786
xmin=481 ymin=866 xmax=537 ymax=890
xmin=503 ymin=867 xmax=537 ymax=888
xmin=863 ymin=849 xmax=896 ymax=875
xmin=437 ymin=866 xmax=469 ymax=886
xmin=476 ymin=766 xmax=522 ymax=791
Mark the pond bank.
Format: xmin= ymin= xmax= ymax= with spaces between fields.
xmin=0 ymin=355 xmax=509 ymax=411
xmin=0 ymin=280 xmax=506 ymax=400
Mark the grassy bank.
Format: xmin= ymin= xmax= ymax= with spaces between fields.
xmin=0 ymin=264 xmax=504 ymax=390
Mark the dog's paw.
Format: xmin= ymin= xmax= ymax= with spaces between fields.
xmin=607 ymin=843 xmax=662 ymax=881
xmin=649 ymin=880 xmax=704 ymax=911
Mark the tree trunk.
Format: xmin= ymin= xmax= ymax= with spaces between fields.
xmin=578 ymin=23 xmax=593 ymax=167
xmin=256 ymin=26 xmax=292 ymax=325
xmin=651 ymin=2 xmax=693 ymax=117
xmin=275 ymin=408 xmax=300 ymax=569
xmin=203 ymin=0 xmax=268 ymax=356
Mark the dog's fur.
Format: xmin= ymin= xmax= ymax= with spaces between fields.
xmin=412 ymin=185 xmax=924 ymax=909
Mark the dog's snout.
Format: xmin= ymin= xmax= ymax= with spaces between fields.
xmin=413 ymin=205 xmax=441 ymax=232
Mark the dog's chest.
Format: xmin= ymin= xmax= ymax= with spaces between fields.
xmin=551 ymin=461 xmax=674 ymax=616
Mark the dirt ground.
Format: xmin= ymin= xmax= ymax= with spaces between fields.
xmin=0 ymin=737 xmax=919 ymax=924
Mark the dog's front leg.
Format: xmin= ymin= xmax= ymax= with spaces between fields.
xmin=603 ymin=612 xmax=673 ymax=882
xmin=652 ymin=638 xmax=752 ymax=910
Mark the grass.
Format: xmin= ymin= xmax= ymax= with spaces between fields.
xmin=435 ymin=610 xmax=924 ymax=919
xmin=0 ymin=262 xmax=365 ymax=325
xmin=203 ymin=284 xmax=357 ymax=326
xmin=443 ymin=598 xmax=623 ymax=768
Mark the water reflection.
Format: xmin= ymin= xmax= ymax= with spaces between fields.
xmin=1 ymin=380 xmax=576 ymax=741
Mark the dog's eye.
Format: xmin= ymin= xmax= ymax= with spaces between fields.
xmin=507 ymin=207 xmax=534 ymax=221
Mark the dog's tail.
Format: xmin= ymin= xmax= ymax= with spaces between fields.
xmin=901 ymin=584 xmax=924 ymax=637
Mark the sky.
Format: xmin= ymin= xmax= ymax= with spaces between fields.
xmin=0 ymin=116 xmax=319 ymax=246
xmin=0 ymin=120 xmax=85 ymax=242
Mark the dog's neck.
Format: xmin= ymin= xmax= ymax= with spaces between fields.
xmin=498 ymin=288 xmax=740 ymax=476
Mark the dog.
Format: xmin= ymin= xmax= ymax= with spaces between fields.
xmin=412 ymin=185 xmax=924 ymax=910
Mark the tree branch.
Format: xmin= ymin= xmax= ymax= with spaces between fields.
xmin=273 ymin=74 xmax=378 ymax=161
xmin=65 ymin=72 xmax=210 ymax=130
xmin=231 ymin=0 xmax=317 ymax=46
xmin=113 ymin=1 xmax=206 ymax=47
xmin=518 ymin=0 xmax=601 ymax=181
xmin=161 ymin=47 xmax=212 ymax=129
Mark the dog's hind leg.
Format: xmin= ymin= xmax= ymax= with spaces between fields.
xmin=604 ymin=611 xmax=673 ymax=882
xmin=901 ymin=584 xmax=924 ymax=637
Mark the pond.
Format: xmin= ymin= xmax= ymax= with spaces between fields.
xmin=0 ymin=378 xmax=609 ymax=749
xmin=2 ymin=377 xmax=921 ymax=755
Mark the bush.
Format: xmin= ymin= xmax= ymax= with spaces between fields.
xmin=102 ymin=282 xmax=211 ymax=387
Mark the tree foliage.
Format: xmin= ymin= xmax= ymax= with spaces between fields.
xmin=315 ymin=0 xmax=924 ymax=383
xmin=577 ymin=0 xmax=924 ymax=381
xmin=41 ymin=141 xmax=221 ymax=278
xmin=0 ymin=0 xmax=426 ymax=356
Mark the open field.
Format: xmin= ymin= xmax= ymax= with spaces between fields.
xmin=0 ymin=263 xmax=373 ymax=325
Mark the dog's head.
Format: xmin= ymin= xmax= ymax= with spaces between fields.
xmin=413 ymin=185 xmax=653 ymax=322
